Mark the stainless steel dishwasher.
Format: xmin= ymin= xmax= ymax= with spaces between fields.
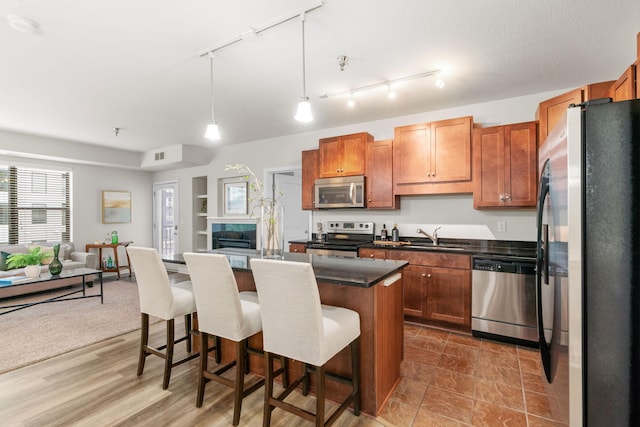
xmin=471 ymin=256 xmax=537 ymax=346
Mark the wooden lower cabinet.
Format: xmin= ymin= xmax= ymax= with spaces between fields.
xmin=360 ymin=247 xmax=472 ymax=330
xmin=288 ymin=243 xmax=307 ymax=253
xmin=425 ymin=266 xmax=471 ymax=326
xmin=402 ymin=264 xmax=428 ymax=318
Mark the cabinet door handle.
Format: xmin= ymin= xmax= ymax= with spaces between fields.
xmin=293 ymin=249 xmax=298 ymax=252
xmin=427 ymin=274 xmax=432 ymax=278
xmin=505 ymin=194 xmax=511 ymax=200
xmin=422 ymin=273 xmax=426 ymax=277
xmin=499 ymin=194 xmax=505 ymax=201
xmin=369 ymin=254 xmax=374 ymax=258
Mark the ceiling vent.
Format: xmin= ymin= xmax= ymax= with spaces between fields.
xmin=141 ymin=144 xmax=211 ymax=171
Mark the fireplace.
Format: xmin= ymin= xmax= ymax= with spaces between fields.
xmin=208 ymin=218 xmax=258 ymax=250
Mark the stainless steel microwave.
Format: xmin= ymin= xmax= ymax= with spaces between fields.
xmin=314 ymin=176 xmax=365 ymax=209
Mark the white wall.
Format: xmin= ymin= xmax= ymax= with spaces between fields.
xmin=0 ymin=88 xmax=569 ymax=251
xmin=153 ymin=88 xmax=570 ymax=247
xmin=0 ymin=154 xmax=153 ymax=252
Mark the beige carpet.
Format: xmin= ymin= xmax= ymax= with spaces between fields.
xmin=0 ymin=279 xmax=151 ymax=374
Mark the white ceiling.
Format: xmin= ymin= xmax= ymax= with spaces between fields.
xmin=1 ymin=0 xmax=639 ymax=154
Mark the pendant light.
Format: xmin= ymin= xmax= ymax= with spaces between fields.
xmin=294 ymin=14 xmax=313 ymax=122
xmin=204 ymin=53 xmax=220 ymax=140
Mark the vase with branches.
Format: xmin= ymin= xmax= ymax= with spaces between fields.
xmin=225 ymin=164 xmax=284 ymax=259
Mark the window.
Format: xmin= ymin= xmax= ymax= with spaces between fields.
xmin=0 ymin=165 xmax=71 ymax=245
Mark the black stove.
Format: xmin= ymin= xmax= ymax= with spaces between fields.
xmin=307 ymin=221 xmax=374 ymax=257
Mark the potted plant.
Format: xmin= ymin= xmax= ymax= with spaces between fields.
xmin=7 ymin=246 xmax=50 ymax=278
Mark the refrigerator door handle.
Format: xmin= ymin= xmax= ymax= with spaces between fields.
xmin=536 ymin=159 xmax=552 ymax=381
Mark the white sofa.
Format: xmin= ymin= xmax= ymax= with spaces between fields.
xmin=0 ymin=242 xmax=97 ymax=298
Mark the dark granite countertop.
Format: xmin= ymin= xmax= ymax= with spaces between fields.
xmin=289 ymin=238 xmax=536 ymax=261
xmin=163 ymin=249 xmax=408 ymax=288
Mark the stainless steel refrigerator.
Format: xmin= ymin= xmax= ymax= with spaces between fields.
xmin=536 ymin=98 xmax=640 ymax=426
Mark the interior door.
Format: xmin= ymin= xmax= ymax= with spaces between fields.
xmin=153 ymin=181 xmax=179 ymax=257
xmin=272 ymin=171 xmax=309 ymax=244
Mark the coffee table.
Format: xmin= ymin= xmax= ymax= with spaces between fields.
xmin=0 ymin=268 xmax=103 ymax=316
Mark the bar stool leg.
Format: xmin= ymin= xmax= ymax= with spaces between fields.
xmin=351 ymin=337 xmax=361 ymax=415
xmin=263 ymin=352 xmax=274 ymax=427
xmin=315 ymin=364 xmax=326 ymax=427
xmin=184 ymin=314 xmax=192 ymax=353
xmin=233 ymin=340 xmax=247 ymax=426
xmin=163 ymin=319 xmax=175 ymax=390
xmin=137 ymin=313 xmax=149 ymax=376
xmin=196 ymin=332 xmax=209 ymax=407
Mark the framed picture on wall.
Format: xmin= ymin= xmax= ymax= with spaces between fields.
xmin=223 ymin=181 xmax=248 ymax=216
xmin=102 ymin=190 xmax=132 ymax=223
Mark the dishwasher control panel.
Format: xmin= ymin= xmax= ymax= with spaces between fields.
xmin=472 ymin=258 xmax=535 ymax=275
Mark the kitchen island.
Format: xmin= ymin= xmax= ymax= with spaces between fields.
xmin=164 ymin=250 xmax=408 ymax=416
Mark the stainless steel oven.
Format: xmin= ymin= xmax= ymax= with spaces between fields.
xmin=306 ymin=221 xmax=373 ymax=257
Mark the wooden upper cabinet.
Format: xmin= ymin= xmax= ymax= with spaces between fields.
xmin=394 ymin=123 xmax=431 ymax=185
xmin=538 ymin=88 xmax=582 ymax=147
xmin=609 ymin=64 xmax=636 ymax=102
xmin=473 ymin=121 xmax=538 ymax=209
xmin=538 ymin=81 xmax=613 ymax=146
xmin=301 ymin=149 xmax=319 ymax=210
xmin=318 ymin=132 xmax=372 ymax=178
xmin=393 ymin=116 xmax=473 ymax=195
xmin=365 ymin=139 xmax=400 ymax=209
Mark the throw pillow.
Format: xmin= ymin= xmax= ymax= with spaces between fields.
xmin=0 ymin=251 xmax=10 ymax=271
xmin=60 ymin=243 xmax=73 ymax=260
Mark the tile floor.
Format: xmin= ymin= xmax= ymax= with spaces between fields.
xmin=377 ymin=323 xmax=569 ymax=427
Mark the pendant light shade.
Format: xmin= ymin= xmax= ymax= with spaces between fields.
xmin=294 ymin=15 xmax=313 ymax=122
xmin=205 ymin=122 xmax=220 ymax=139
xmin=295 ymin=98 xmax=313 ymax=122
xmin=204 ymin=53 xmax=221 ymax=140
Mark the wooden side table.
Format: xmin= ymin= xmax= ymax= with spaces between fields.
xmin=85 ymin=241 xmax=133 ymax=279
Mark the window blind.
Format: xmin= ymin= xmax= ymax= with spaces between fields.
xmin=0 ymin=165 xmax=71 ymax=245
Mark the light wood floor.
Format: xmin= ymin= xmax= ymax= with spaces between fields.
xmin=0 ymin=318 xmax=384 ymax=427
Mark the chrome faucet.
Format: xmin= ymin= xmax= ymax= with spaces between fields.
xmin=416 ymin=226 xmax=442 ymax=245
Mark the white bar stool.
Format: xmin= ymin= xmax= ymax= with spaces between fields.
xmin=250 ymin=258 xmax=361 ymax=427
xmin=126 ymin=246 xmax=201 ymax=389
xmin=183 ymin=253 xmax=287 ymax=426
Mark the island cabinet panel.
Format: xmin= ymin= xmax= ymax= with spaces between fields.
xmin=473 ymin=121 xmax=538 ymax=208
xmin=387 ymin=250 xmax=471 ymax=329
xmin=301 ymin=149 xmax=319 ymax=210
xmin=393 ymin=116 xmax=473 ymax=195
xmin=365 ymin=139 xmax=400 ymax=209
xmin=318 ymin=132 xmax=373 ymax=178
xmin=202 ymin=267 xmax=404 ymax=417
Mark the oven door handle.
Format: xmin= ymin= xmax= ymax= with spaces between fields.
xmin=349 ymin=183 xmax=355 ymax=204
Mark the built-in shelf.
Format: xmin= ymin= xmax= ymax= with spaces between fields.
xmin=192 ymin=176 xmax=208 ymax=251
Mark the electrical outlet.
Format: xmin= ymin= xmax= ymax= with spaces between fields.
xmin=497 ymin=221 xmax=506 ymax=232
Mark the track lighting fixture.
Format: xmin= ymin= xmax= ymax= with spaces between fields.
xmin=321 ymin=69 xmax=442 ymax=101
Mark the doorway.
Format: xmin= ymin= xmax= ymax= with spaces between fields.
xmin=266 ymin=168 xmax=310 ymax=246
xmin=152 ymin=181 xmax=179 ymax=257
